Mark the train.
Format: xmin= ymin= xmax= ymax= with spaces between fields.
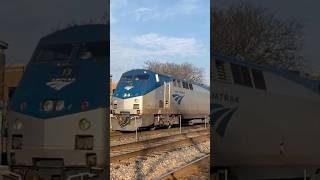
xmin=110 ymin=69 xmax=210 ymax=131
xmin=212 ymin=54 xmax=320 ymax=180
xmin=4 ymin=24 xmax=108 ymax=179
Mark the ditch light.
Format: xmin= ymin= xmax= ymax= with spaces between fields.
xmin=75 ymin=135 xmax=94 ymax=150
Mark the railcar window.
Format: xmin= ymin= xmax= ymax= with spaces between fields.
xmin=32 ymin=44 xmax=73 ymax=62
xmin=173 ymin=79 xmax=177 ymax=87
xmin=182 ymin=82 xmax=188 ymax=89
xmin=231 ymin=64 xmax=242 ymax=84
xmin=177 ymin=80 xmax=182 ymax=88
xmin=241 ymin=66 xmax=253 ymax=87
xmin=189 ymin=83 xmax=193 ymax=90
xmin=252 ymin=69 xmax=267 ymax=90
xmin=78 ymin=42 xmax=108 ymax=60
xmin=231 ymin=64 xmax=253 ymax=87
xmin=134 ymin=75 xmax=149 ymax=80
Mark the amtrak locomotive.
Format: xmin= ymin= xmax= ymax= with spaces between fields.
xmin=5 ymin=25 xmax=108 ymax=179
xmin=212 ymin=54 xmax=320 ymax=180
xmin=111 ymin=69 xmax=210 ymax=131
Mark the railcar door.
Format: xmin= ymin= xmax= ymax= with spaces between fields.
xmin=163 ymin=82 xmax=171 ymax=114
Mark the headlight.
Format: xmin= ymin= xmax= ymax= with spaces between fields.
xmin=86 ymin=153 xmax=97 ymax=166
xmin=43 ymin=100 xmax=54 ymax=112
xmin=75 ymin=135 xmax=93 ymax=150
xmin=134 ymin=99 xmax=139 ymax=103
xmin=12 ymin=135 xmax=23 ymax=150
xmin=113 ymin=100 xmax=118 ymax=104
xmin=78 ymin=118 xmax=91 ymax=130
xmin=133 ymin=104 xmax=139 ymax=109
xmin=55 ymin=100 xmax=65 ymax=111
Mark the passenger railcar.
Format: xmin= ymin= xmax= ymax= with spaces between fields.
xmin=212 ymin=54 xmax=320 ymax=179
xmin=6 ymin=24 xmax=108 ymax=179
xmin=111 ymin=69 xmax=210 ymax=131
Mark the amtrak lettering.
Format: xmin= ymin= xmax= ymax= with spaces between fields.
xmin=213 ymin=92 xmax=240 ymax=104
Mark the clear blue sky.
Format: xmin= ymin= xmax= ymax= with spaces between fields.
xmin=111 ymin=0 xmax=210 ymax=84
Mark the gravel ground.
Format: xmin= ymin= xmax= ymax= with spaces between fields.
xmin=111 ymin=126 xmax=208 ymax=146
xmin=110 ymin=140 xmax=210 ymax=180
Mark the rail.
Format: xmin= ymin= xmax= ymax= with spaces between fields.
xmin=155 ymin=154 xmax=210 ymax=180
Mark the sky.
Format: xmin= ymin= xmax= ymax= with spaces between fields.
xmin=0 ymin=0 xmax=106 ymax=64
xmin=3 ymin=1 xmax=317 ymax=82
xmin=216 ymin=0 xmax=320 ymax=74
xmin=110 ymin=0 xmax=210 ymax=84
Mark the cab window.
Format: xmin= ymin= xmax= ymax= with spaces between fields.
xmin=32 ymin=44 xmax=73 ymax=62
xmin=134 ymin=75 xmax=149 ymax=80
xmin=78 ymin=42 xmax=108 ymax=60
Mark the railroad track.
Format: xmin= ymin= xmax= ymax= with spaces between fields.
xmin=110 ymin=130 xmax=123 ymax=137
xmin=110 ymin=129 xmax=210 ymax=163
xmin=156 ymin=154 xmax=210 ymax=180
xmin=110 ymin=125 xmax=209 ymax=146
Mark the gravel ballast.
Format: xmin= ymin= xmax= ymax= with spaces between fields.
xmin=111 ymin=126 xmax=207 ymax=146
xmin=110 ymin=140 xmax=210 ymax=179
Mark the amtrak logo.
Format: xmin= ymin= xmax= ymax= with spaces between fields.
xmin=46 ymin=78 xmax=76 ymax=91
xmin=213 ymin=103 xmax=239 ymax=137
xmin=124 ymin=85 xmax=134 ymax=90
xmin=172 ymin=93 xmax=184 ymax=104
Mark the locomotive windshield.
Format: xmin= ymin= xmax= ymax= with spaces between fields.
xmin=121 ymin=74 xmax=149 ymax=82
xmin=134 ymin=74 xmax=149 ymax=80
xmin=122 ymin=75 xmax=133 ymax=81
xmin=32 ymin=42 xmax=107 ymax=62
xmin=78 ymin=42 xmax=107 ymax=60
xmin=32 ymin=44 xmax=73 ymax=62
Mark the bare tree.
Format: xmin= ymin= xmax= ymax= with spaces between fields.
xmin=50 ymin=11 xmax=109 ymax=32
xmin=212 ymin=2 xmax=305 ymax=71
xmin=144 ymin=60 xmax=205 ymax=83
